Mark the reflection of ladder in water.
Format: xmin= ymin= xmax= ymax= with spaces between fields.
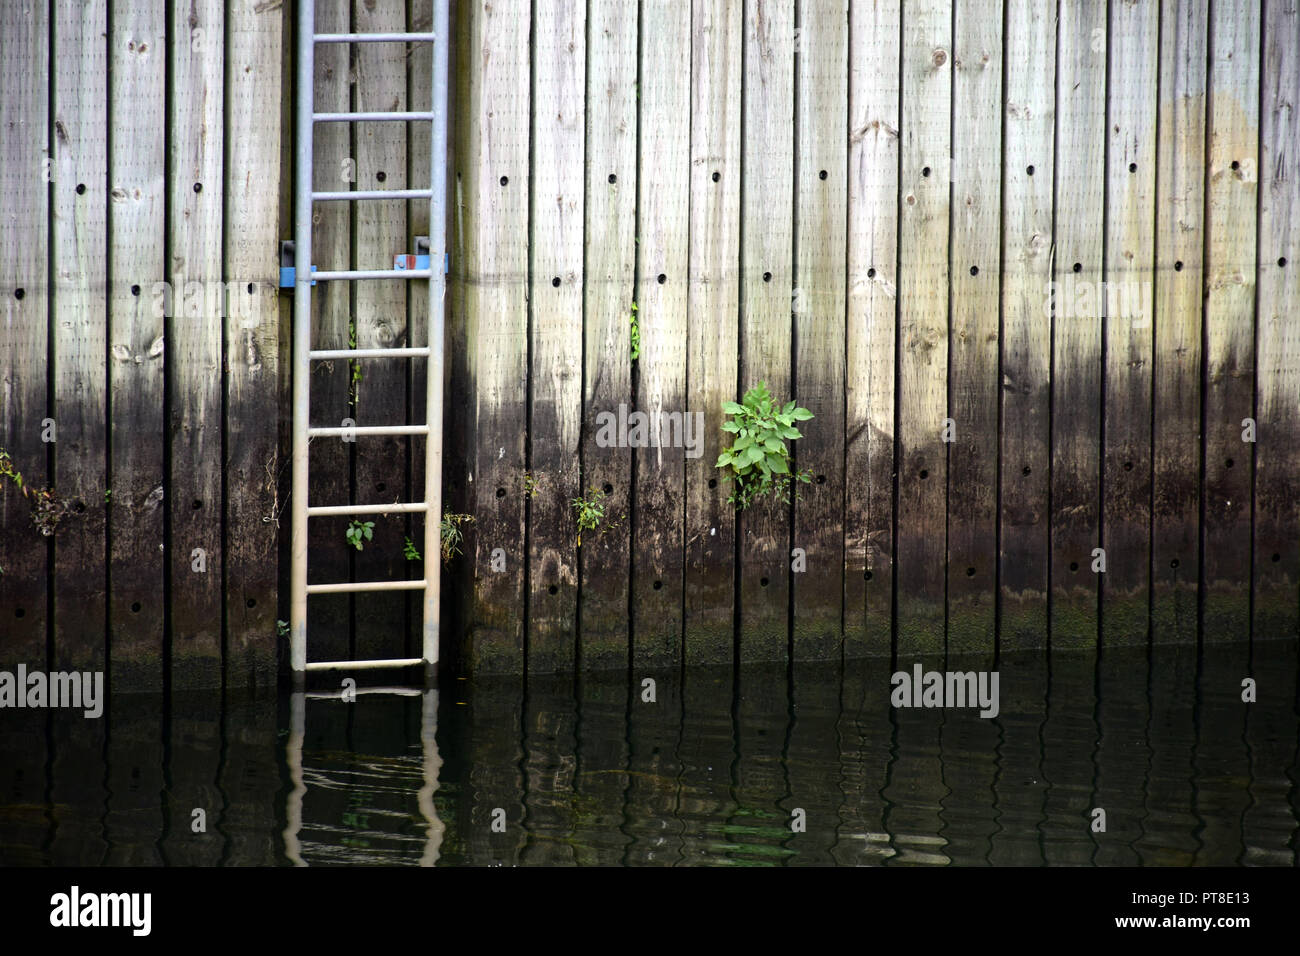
xmin=288 ymin=0 xmax=450 ymax=678
xmin=283 ymin=689 xmax=445 ymax=866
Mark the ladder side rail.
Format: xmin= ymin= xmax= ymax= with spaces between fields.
xmin=423 ymin=0 xmax=450 ymax=670
xmin=290 ymin=0 xmax=316 ymax=674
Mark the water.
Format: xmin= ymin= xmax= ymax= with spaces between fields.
xmin=2 ymin=642 xmax=1297 ymax=866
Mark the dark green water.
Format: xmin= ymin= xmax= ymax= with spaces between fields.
xmin=2 ymin=642 xmax=1297 ymax=865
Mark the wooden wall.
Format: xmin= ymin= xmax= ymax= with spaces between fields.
xmin=2 ymin=0 xmax=1297 ymax=689
xmin=0 ymin=0 xmax=284 ymax=692
xmin=451 ymin=0 xmax=1300 ymax=675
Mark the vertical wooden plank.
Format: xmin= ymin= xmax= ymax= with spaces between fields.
xmin=1203 ymin=2 xmax=1258 ymax=654
xmin=845 ymin=0 xmax=899 ymax=658
xmin=1135 ymin=644 xmax=1198 ymax=862
xmin=457 ymin=0 xmax=531 ymax=674
xmin=946 ymin=0 xmax=1002 ymax=659
xmin=219 ymin=692 xmax=280 ymax=864
xmin=1101 ymin=0 xmax=1157 ymax=649
xmin=1152 ymin=0 xmax=1207 ymax=647
xmin=1242 ymin=642 xmax=1300 ymax=862
xmin=830 ymin=659 xmax=896 ymax=862
xmin=163 ymin=693 xmax=223 ymax=864
xmin=519 ymin=676 xmax=579 ymax=863
xmin=676 ymin=668 xmax=737 ymax=860
xmin=0 ymin=0 xmax=50 ymax=670
xmin=685 ymin=0 xmax=741 ymax=666
xmin=792 ymin=0 xmax=846 ymax=661
xmin=47 ymin=713 xmax=108 ymax=864
xmin=1049 ymin=0 xmax=1104 ymax=651
xmin=528 ymin=0 xmax=585 ymax=674
xmin=1092 ymin=648 xmax=1149 ymax=863
xmin=103 ymin=694 xmax=165 ymax=864
xmin=108 ymin=0 xmax=166 ymax=691
xmin=52 ymin=0 xmax=108 ymax=676
xmin=169 ymin=0 xmax=225 ymax=690
xmin=621 ymin=668 xmax=684 ymax=863
xmin=1040 ymin=649 xmax=1098 ymax=863
xmin=306 ymin=0 xmax=353 ymax=668
xmin=987 ymin=654 xmax=1048 ymax=864
xmin=1253 ymin=0 xmax=1300 ymax=643
xmin=572 ymin=671 xmax=631 ymax=862
xmin=0 ymin=711 xmax=51 ymax=863
xmin=738 ymin=0 xmax=794 ymax=664
xmin=633 ymin=0 xmax=690 ymax=670
xmin=224 ymin=0 xmax=282 ymax=688
xmin=897 ymin=0 xmax=951 ymax=657
xmin=352 ymin=0 xmax=410 ymax=663
xmin=580 ymin=0 xmax=637 ymax=671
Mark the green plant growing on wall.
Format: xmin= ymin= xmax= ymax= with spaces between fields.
xmin=345 ymin=519 xmax=374 ymax=551
xmin=522 ymin=472 xmax=539 ymax=498
xmin=1 ymin=446 xmax=72 ymax=537
xmin=629 ymin=301 xmax=641 ymax=361
xmin=440 ymin=513 xmax=474 ymax=566
xmin=715 ymin=381 xmax=814 ymax=511
xmin=0 ymin=447 xmax=25 ymax=492
xmin=571 ymin=488 xmax=606 ymax=547
xmin=403 ymin=535 xmax=422 ymax=561
xmin=276 ymin=619 xmax=290 ymax=639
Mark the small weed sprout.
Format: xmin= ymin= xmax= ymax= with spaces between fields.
xmin=276 ymin=619 xmax=290 ymax=639
xmin=345 ymin=519 xmax=375 ymax=551
xmin=347 ymin=319 xmax=362 ymax=404
xmin=572 ymin=489 xmax=606 ymax=547
xmin=715 ymin=381 xmax=814 ymax=511
xmin=403 ymin=536 xmax=422 ymax=561
xmin=522 ymin=472 xmax=540 ymax=498
xmin=1 ymin=446 xmax=72 ymax=536
xmin=440 ymin=513 xmax=475 ymax=566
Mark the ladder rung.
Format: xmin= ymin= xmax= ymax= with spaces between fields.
xmin=305 ymin=686 xmax=424 ymax=699
xmin=311 ymin=268 xmax=433 ymax=281
xmin=308 ymin=424 xmax=429 ymax=438
xmin=310 ymin=347 xmax=430 ymax=360
xmin=307 ymin=502 xmax=428 ymax=516
xmin=314 ymin=32 xmax=437 ymax=44
xmin=313 ymin=189 xmax=434 ymax=201
xmin=304 ymin=658 xmax=426 ymax=672
xmin=306 ymin=580 xmax=427 ymax=594
xmin=314 ymin=111 xmax=435 ymax=123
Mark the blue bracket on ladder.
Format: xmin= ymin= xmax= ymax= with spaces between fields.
xmin=279 ymin=237 xmax=448 ymax=288
xmin=394 ymin=236 xmax=449 ymax=275
xmin=279 ymin=240 xmax=316 ymax=288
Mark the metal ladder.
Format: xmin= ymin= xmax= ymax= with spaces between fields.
xmin=289 ymin=0 xmax=449 ymax=679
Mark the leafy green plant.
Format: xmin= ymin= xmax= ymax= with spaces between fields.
xmin=439 ymin=513 xmax=475 ymax=566
xmin=276 ymin=619 xmax=290 ymax=639
xmin=345 ymin=519 xmax=374 ymax=551
xmin=571 ymin=489 xmax=607 ymax=547
xmin=523 ymin=472 xmax=539 ymax=498
xmin=715 ymin=381 xmax=814 ymax=511
xmin=629 ymin=301 xmax=641 ymax=361
xmin=403 ymin=535 xmax=421 ymax=561
xmin=0 ymin=447 xmax=24 ymax=491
